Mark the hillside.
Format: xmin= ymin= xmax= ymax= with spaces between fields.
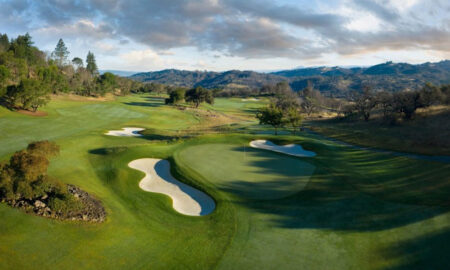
xmin=131 ymin=61 xmax=450 ymax=97
xmin=131 ymin=69 xmax=285 ymax=90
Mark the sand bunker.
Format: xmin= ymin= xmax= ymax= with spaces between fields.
xmin=250 ymin=140 xmax=316 ymax=157
xmin=241 ymin=98 xmax=259 ymax=101
xmin=105 ymin=127 xmax=144 ymax=137
xmin=128 ymin=158 xmax=215 ymax=216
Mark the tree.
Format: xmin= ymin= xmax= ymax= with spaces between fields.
xmin=165 ymin=88 xmax=186 ymax=104
xmin=274 ymin=81 xmax=292 ymax=97
xmin=299 ymin=84 xmax=321 ymax=116
xmin=0 ymin=141 xmax=64 ymax=201
xmin=27 ymin=140 xmax=60 ymax=158
xmin=71 ymin=57 xmax=83 ymax=69
xmin=0 ymin=65 xmax=10 ymax=96
xmin=375 ymin=91 xmax=394 ymax=119
xmin=256 ymin=103 xmax=284 ymax=135
xmin=286 ymin=107 xmax=303 ymax=135
xmin=393 ymin=91 xmax=421 ymax=120
xmin=441 ymin=84 xmax=450 ymax=105
xmin=38 ymin=65 xmax=68 ymax=93
xmin=9 ymin=33 xmax=33 ymax=60
xmin=8 ymin=78 xmax=50 ymax=111
xmin=52 ymin=39 xmax=69 ymax=67
xmin=96 ymin=72 xmax=117 ymax=95
xmin=353 ymin=87 xmax=377 ymax=121
xmin=419 ymin=83 xmax=444 ymax=107
xmin=86 ymin=51 xmax=98 ymax=76
xmin=0 ymin=33 xmax=9 ymax=52
xmin=185 ymin=86 xmax=214 ymax=108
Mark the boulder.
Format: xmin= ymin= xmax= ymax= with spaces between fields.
xmin=34 ymin=200 xmax=46 ymax=208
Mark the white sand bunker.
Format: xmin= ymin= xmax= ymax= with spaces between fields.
xmin=250 ymin=140 xmax=316 ymax=157
xmin=241 ymin=98 xmax=259 ymax=101
xmin=105 ymin=127 xmax=144 ymax=137
xmin=128 ymin=158 xmax=215 ymax=216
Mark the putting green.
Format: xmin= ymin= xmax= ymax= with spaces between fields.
xmin=177 ymin=143 xmax=315 ymax=200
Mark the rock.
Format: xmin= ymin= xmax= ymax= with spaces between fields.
xmin=34 ymin=200 xmax=46 ymax=208
xmin=41 ymin=194 xmax=48 ymax=200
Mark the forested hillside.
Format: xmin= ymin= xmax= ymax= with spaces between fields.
xmin=0 ymin=33 xmax=141 ymax=112
xmin=131 ymin=69 xmax=285 ymax=90
xmin=131 ymin=61 xmax=450 ymax=97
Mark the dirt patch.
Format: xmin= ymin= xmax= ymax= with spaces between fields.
xmin=17 ymin=109 xmax=48 ymax=117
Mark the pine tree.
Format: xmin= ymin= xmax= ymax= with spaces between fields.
xmin=52 ymin=39 xmax=69 ymax=67
xmin=86 ymin=51 xmax=98 ymax=76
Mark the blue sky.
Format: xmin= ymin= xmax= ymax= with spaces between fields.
xmin=1 ymin=0 xmax=449 ymax=72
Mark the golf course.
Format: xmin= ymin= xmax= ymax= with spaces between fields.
xmin=0 ymin=93 xmax=448 ymax=270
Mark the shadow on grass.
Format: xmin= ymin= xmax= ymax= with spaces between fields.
xmin=217 ymin=144 xmax=450 ymax=232
xmin=122 ymin=101 xmax=164 ymax=107
xmin=380 ymin=228 xmax=450 ymax=270
xmin=89 ymin=146 xmax=128 ymax=155
xmin=122 ymin=96 xmax=166 ymax=108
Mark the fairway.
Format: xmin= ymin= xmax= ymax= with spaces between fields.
xmin=0 ymin=94 xmax=449 ymax=270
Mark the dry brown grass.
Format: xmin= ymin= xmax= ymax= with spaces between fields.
xmin=309 ymin=106 xmax=450 ymax=156
xmin=50 ymin=93 xmax=116 ymax=102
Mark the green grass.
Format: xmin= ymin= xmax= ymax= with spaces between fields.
xmin=0 ymin=94 xmax=449 ymax=269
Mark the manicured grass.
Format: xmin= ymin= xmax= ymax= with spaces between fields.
xmin=177 ymin=143 xmax=315 ymax=200
xmin=0 ymin=94 xmax=449 ymax=269
xmin=174 ymin=135 xmax=450 ymax=270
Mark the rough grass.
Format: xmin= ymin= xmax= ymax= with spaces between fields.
xmin=0 ymin=95 xmax=449 ymax=269
xmin=309 ymin=106 xmax=450 ymax=156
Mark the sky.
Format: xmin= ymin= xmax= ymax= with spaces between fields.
xmin=0 ymin=0 xmax=449 ymax=72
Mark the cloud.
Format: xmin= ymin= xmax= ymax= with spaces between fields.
xmin=0 ymin=0 xmax=448 ymax=62
xmin=353 ymin=0 xmax=399 ymax=22
xmin=35 ymin=19 xmax=116 ymax=40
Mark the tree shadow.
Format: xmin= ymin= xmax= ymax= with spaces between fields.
xmin=122 ymin=101 xmax=164 ymax=107
xmin=216 ymin=144 xmax=449 ymax=232
xmin=380 ymin=228 xmax=450 ymax=270
xmin=122 ymin=96 xmax=166 ymax=108
xmin=89 ymin=146 xmax=128 ymax=155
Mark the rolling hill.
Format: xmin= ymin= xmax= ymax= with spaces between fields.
xmin=130 ymin=60 xmax=450 ymax=97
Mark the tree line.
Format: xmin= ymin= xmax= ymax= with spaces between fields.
xmin=254 ymin=80 xmax=450 ymax=133
xmin=256 ymin=82 xmax=303 ymax=134
xmin=344 ymin=83 xmax=450 ymax=122
xmin=164 ymin=86 xmax=214 ymax=108
xmin=0 ymin=33 xmax=142 ymax=112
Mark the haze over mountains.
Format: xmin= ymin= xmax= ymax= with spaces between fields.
xmin=130 ymin=60 xmax=450 ymax=97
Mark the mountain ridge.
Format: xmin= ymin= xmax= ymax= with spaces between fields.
xmin=130 ymin=60 xmax=450 ymax=97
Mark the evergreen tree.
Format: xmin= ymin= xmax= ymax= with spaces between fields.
xmin=52 ymin=39 xmax=70 ymax=67
xmin=86 ymin=51 xmax=98 ymax=76
xmin=0 ymin=33 xmax=9 ymax=52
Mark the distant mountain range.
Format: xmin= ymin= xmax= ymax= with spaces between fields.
xmin=100 ymin=70 xmax=141 ymax=77
xmin=130 ymin=60 xmax=450 ymax=97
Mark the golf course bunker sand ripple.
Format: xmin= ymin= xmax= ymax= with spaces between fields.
xmin=250 ymin=140 xmax=316 ymax=157
xmin=128 ymin=158 xmax=215 ymax=216
xmin=105 ymin=127 xmax=144 ymax=137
